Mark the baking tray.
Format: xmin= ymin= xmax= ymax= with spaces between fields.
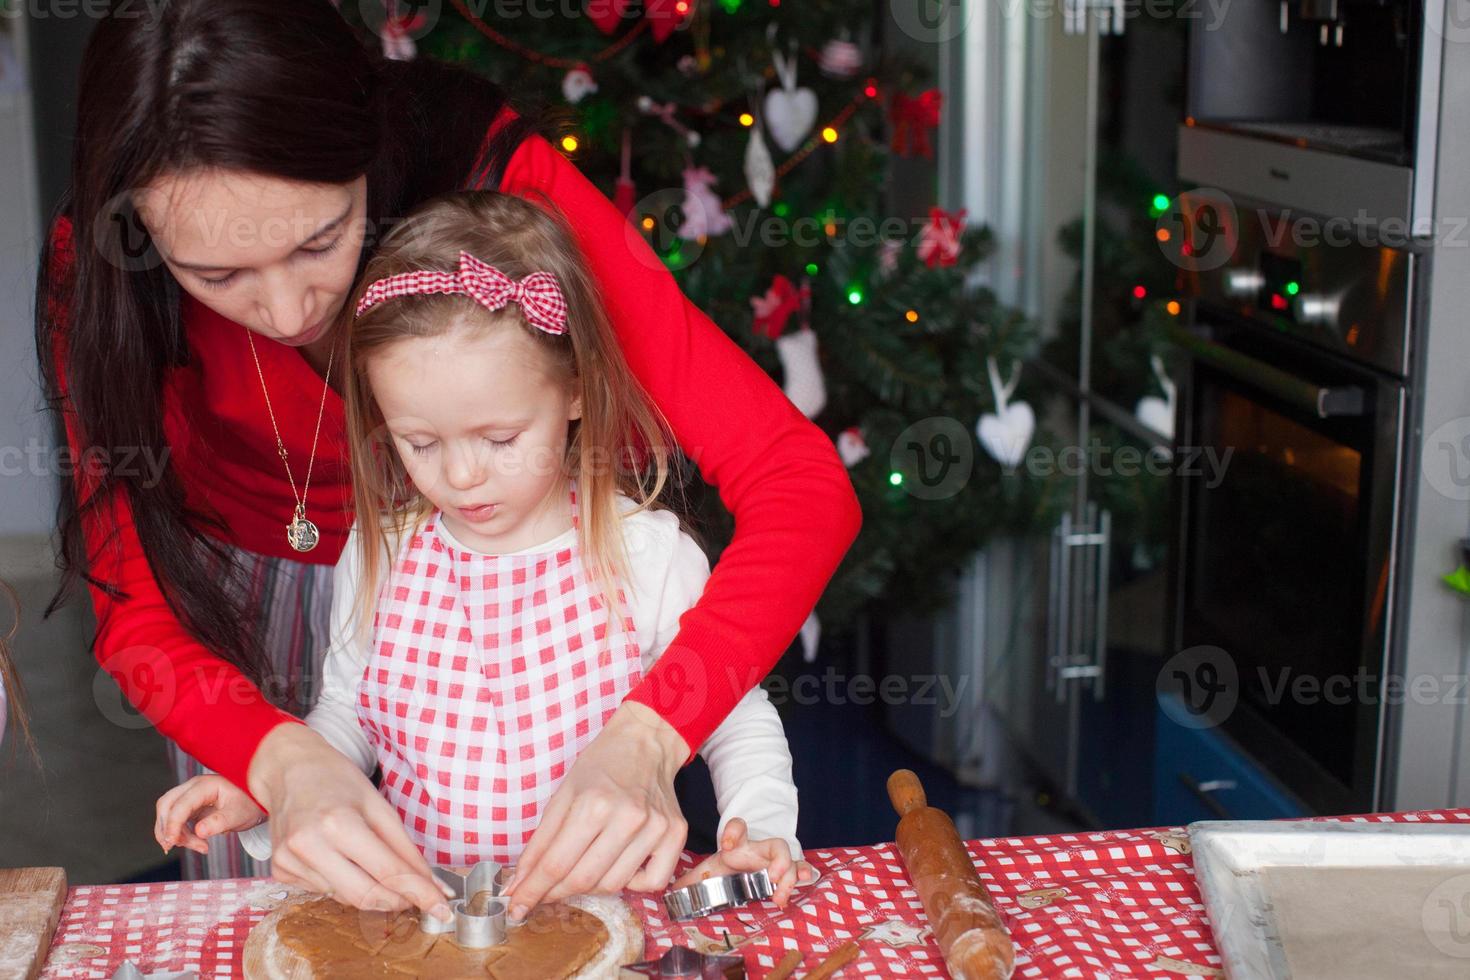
xmin=1189 ymin=819 xmax=1470 ymax=979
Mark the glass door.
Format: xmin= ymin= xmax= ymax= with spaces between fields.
xmin=1073 ymin=416 xmax=1172 ymax=827
xmin=982 ymin=383 xmax=1082 ymax=795
xmin=1081 ymin=2 xmax=1189 ymax=428
xmin=1029 ymin=0 xmax=1096 ymax=385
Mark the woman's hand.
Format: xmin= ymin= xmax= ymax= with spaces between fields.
xmin=502 ymin=700 xmax=690 ymax=921
xmin=155 ymin=774 xmax=265 ymax=854
xmin=247 ymin=722 xmax=454 ymax=920
xmin=670 ymin=818 xmax=816 ymax=909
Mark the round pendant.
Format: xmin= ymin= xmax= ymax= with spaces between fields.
xmin=287 ymin=515 xmax=320 ymax=553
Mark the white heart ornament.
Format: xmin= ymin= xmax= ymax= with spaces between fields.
xmin=1134 ymin=395 xmax=1174 ymax=440
xmin=764 ymin=42 xmax=818 ymax=153
xmin=977 ymin=401 xmax=1035 ymax=470
xmin=1135 ymin=355 xmax=1177 ymax=441
xmin=764 ymin=86 xmax=817 ymax=153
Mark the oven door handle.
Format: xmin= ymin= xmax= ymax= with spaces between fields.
xmin=1170 ymin=327 xmax=1365 ymax=419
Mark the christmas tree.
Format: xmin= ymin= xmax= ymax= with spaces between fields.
xmin=347 ymin=0 xmax=1063 ymax=644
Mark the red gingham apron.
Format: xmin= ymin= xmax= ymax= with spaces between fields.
xmin=356 ymin=486 xmax=643 ymax=866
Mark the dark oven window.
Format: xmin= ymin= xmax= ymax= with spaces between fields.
xmin=1178 ymin=313 xmax=1395 ymax=810
xmin=1186 ymin=379 xmax=1367 ymax=788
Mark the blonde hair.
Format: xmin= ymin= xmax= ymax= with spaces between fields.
xmin=343 ymin=191 xmax=678 ymax=638
xmin=1 ymin=580 xmax=34 ymax=761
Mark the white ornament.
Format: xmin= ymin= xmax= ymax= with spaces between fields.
xmin=818 ymin=37 xmax=862 ymax=78
xmin=776 ymin=327 xmax=827 ymax=419
xmin=798 ymin=610 xmax=821 ymax=663
xmin=378 ymin=0 xmax=419 ymax=61
xmin=976 ymin=356 xmax=1035 ymax=470
xmin=744 ymin=124 xmax=775 ymax=207
xmin=380 ymin=24 xmax=416 ymax=61
xmin=1134 ymin=354 xmax=1177 ymax=440
xmin=837 ymin=427 xmax=870 ymax=467
xmin=561 ymin=66 xmax=598 ymax=104
xmin=763 ymin=41 xmax=818 ymax=153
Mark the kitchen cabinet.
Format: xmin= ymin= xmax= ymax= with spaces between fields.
xmin=1153 ymin=699 xmax=1309 ymax=823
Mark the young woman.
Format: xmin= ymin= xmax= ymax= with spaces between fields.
xmin=38 ymin=0 xmax=857 ymax=919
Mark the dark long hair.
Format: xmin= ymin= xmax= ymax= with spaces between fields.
xmin=36 ymin=0 xmax=554 ymax=688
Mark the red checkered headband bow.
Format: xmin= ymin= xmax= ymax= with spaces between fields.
xmin=353 ymin=250 xmax=570 ymax=336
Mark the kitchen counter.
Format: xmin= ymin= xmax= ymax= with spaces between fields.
xmin=36 ymin=808 xmax=1470 ymax=978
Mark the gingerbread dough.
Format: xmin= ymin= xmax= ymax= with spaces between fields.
xmin=244 ymin=893 xmax=643 ymax=980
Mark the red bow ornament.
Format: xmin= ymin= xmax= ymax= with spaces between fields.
xmin=751 ymin=274 xmax=804 ymax=339
xmin=890 ymin=88 xmax=943 ymax=159
xmin=586 ymin=0 xmax=694 ymax=42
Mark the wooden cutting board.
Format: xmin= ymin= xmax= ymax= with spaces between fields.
xmin=0 ymin=868 xmax=67 ymax=980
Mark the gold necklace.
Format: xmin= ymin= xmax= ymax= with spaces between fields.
xmin=246 ymin=330 xmax=336 ymax=553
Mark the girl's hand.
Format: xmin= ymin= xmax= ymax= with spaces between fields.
xmin=247 ymin=723 xmax=455 ymax=921
xmin=501 ymin=701 xmax=689 ymax=920
xmin=670 ymin=818 xmax=817 ymax=909
xmin=155 ymin=774 xmax=265 ymax=855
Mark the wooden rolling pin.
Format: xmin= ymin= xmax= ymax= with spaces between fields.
xmin=888 ymin=770 xmax=1015 ymax=980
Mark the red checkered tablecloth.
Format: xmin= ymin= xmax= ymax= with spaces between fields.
xmin=38 ymin=809 xmax=1470 ymax=979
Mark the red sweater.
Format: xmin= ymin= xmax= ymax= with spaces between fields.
xmin=50 ymin=109 xmax=860 ymax=795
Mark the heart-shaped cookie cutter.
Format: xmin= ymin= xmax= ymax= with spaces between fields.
xmin=421 ymin=862 xmax=516 ymax=947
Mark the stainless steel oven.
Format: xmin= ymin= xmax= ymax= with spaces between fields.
xmin=1177 ymin=0 xmax=1443 ymax=232
xmin=1169 ymin=192 xmax=1417 ymax=814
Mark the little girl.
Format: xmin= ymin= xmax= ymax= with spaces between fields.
xmin=156 ymin=191 xmax=811 ymax=911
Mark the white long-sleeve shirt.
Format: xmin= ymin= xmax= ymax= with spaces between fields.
xmin=242 ymin=499 xmax=801 ymax=862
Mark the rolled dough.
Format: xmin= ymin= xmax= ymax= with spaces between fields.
xmin=244 ymin=893 xmax=643 ymax=979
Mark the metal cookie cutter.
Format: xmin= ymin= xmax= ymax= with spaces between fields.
xmin=623 ymin=944 xmax=745 ymax=978
xmin=662 ymin=868 xmax=773 ymax=922
xmin=421 ymin=862 xmax=516 ymax=948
